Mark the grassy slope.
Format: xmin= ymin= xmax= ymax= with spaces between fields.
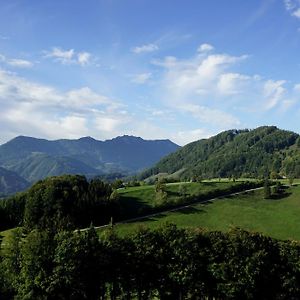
xmin=111 ymin=184 xmax=300 ymax=241
xmin=119 ymin=181 xmax=241 ymax=203
xmin=117 ymin=181 xmax=241 ymax=218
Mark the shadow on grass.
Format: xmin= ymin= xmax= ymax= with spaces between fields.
xmin=119 ymin=196 xmax=152 ymax=218
xmin=129 ymin=213 xmax=168 ymax=223
xmin=269 ymin=192 xmax=292 ymax=200
xmin=175 ymin=206 xmax=203 ymax=215
xmin=166 ymin=190 xmax=180 ymax=196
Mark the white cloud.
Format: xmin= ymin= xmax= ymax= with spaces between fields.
xmin=77 ymin=52 xmax=91 ymax=66
xmin=156 ymin=51 xmax=248 ymax=101
xmin=0 ymin=54 xmax=33 ymax=68
xmin=173 ymin=128 xmax=213 ymax=145
xmin=0 ymin=69 xmax=128 ymax=143
xmin=183 ymin=104 xmax=240 ymax=127
xmin=7 ymin=58 xmax=33 ymax=68
xmin=131 ymin=72 xmax=152 ymax=84
xmin=132 ymin=43 xmax=159 ymax=54
xmin=197 ymin=43 xmax=214 ymax=52
xmin=284 ymin=0 xmax=300 ymax=18
xmin=45 ymin=47 xmax=74 ymax=64
xmin=263 ymin=80 xmax=286 ymax=110
xmin=94 ymin=116 xmax=127 ymax=132
xmin=217 ymin=73 xmax=250 ymax=95
xmin=153 ymin=45 xmax=295 ymax=132
xmin=294 ymin=83 xmax=300 ymax=91
xmin=293 ymin=8 xmax=300 ymax=17
xmin=44 ymin=47 xmax=92 ymax=66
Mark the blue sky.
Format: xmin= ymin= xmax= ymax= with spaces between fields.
xmin=1 ymin=0 xmax=300 ymax=145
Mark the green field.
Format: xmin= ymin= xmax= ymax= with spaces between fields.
xmin=117 ymin=181 xmax=249 ymax=218
xmin=108 ymin=184 xmax=300 ymax=241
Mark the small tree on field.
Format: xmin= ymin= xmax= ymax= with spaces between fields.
xmin=264 ymin=180 xmax=271 ymax=199
xmin=289 ymin=176 xmax=294 ymax=186
xmin=178 ymin=184 xmax=188 ymax=199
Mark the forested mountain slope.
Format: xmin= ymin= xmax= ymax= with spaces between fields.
xmin=0 ymin=167 xmax=29 ymax=197
xmin=0 ymin=135 xmax=179 ymax=184
xmin=141 ymin=126 xmax=300 ymax=179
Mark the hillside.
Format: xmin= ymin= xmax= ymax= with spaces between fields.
xmin=0 ymin=135 xmax=179 ymax=184
xmin=0 ymin=167 xmax=29 ymax=197
xmin=141 ymin=126 xmax=300 ymax=179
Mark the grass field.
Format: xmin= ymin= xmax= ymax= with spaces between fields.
xmin=117 ymin=181 xmax=247 ymax=218
xmin=108 ymin=184 xmax=300 ymax=241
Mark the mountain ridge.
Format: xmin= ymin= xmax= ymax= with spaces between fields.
xmin=140 ymin=126 xmax=300 ymax=180
xmin=0 ymin=135 xmax=180 ymax=192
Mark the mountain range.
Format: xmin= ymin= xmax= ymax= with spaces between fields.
xmin=2 ymin=126 xmax=300 ymax=197
xmin=0 ymin=135 xmax=179 ymax=195
xmin=140 ymin=126 xmax=300 ymax=180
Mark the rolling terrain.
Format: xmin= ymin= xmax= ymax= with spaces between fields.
xmin=107 ymin=182 xmax=300 ymax=241
xmin=0 ymin=135 xmax=179 ymax=195
xmin=140 ymin=126 xmax=300 ymax=180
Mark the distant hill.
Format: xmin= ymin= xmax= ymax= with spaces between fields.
xmin=140 ymin=126 xmax=300 ymax=180
xmin=0 ymin=135 xmax=179 ymax=185
xmin=0 ymin=166 xmax=29 ymax=197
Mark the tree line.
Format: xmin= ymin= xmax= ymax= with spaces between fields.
xmin=1 ymin=224 xmax=300 ymax=299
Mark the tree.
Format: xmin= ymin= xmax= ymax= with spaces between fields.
xmin=263 ymin=180 xmax=271 ymax=199
xmin=289 ymin=175 xmax=294 ymax=186
xmin=178 ymin=184 xmax=188 ymax=200
xmin=111 ymin=179 xmax=123 ymax=190
xmin=51 ymin=227 xmax=105 ymax=300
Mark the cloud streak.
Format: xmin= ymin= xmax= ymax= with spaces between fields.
xmin=132 ymin=43 xmax=159 ymax=54
xmin=0 ymin=54 xmax=33 ymax=68
xmin=44 ymin=47 xmax=92 ymax=66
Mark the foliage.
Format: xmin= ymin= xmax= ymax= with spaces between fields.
xmin=140 ymin=126 xmax=300 ymax=180
xmin=2 ymin=224 xmax=300 ymax=299
xmin=263 ymin=180 xmax=271 ymax=199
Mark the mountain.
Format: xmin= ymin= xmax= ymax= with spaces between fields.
xmin=0 ymin=166 xmax=29 ymax=197
xmin=0 ymin=135 xmax=179 ymax=184
xmin=140 ymin=126 xmax=300 ymax=180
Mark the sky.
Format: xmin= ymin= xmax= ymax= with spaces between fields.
xmin=1 ymin=0 xmax=300 ymax=145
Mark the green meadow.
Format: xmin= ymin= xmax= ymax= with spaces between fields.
xmin=109 ymin=184 xmax=300 ymax=241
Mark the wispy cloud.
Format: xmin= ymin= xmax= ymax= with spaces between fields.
xmin=0 ymin=54 xmax=33 ymax=68
xmin=44 ymin=47 xmax=92 ymax=66
xmin=173 ymin=128 xmax=213 ymax=146
xmin=197 ymin=43 xmax=214 ymax=53
xmin=7 ymin=58 xmax=33 ymax=68
xmin=284 ymin=0 xmax=300 ymax=18
xmin=77 ymin=52 xmax=91 ymax=66
xmin=131 ymin=72 xmax=152 ymax=84
xmin=132 ymin=43 xmax=159 ymax=54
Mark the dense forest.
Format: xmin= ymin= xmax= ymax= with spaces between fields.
xmin=1 ymin=224 xmax=300 ymax=299
xmin=140 ymin=126 xmax=300 ymax=180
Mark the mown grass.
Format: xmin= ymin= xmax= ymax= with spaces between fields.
xmin=109 ymin=185 xmax=300 ymax=241
xmin=118 ymin=181 xmax=242 ymax=206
